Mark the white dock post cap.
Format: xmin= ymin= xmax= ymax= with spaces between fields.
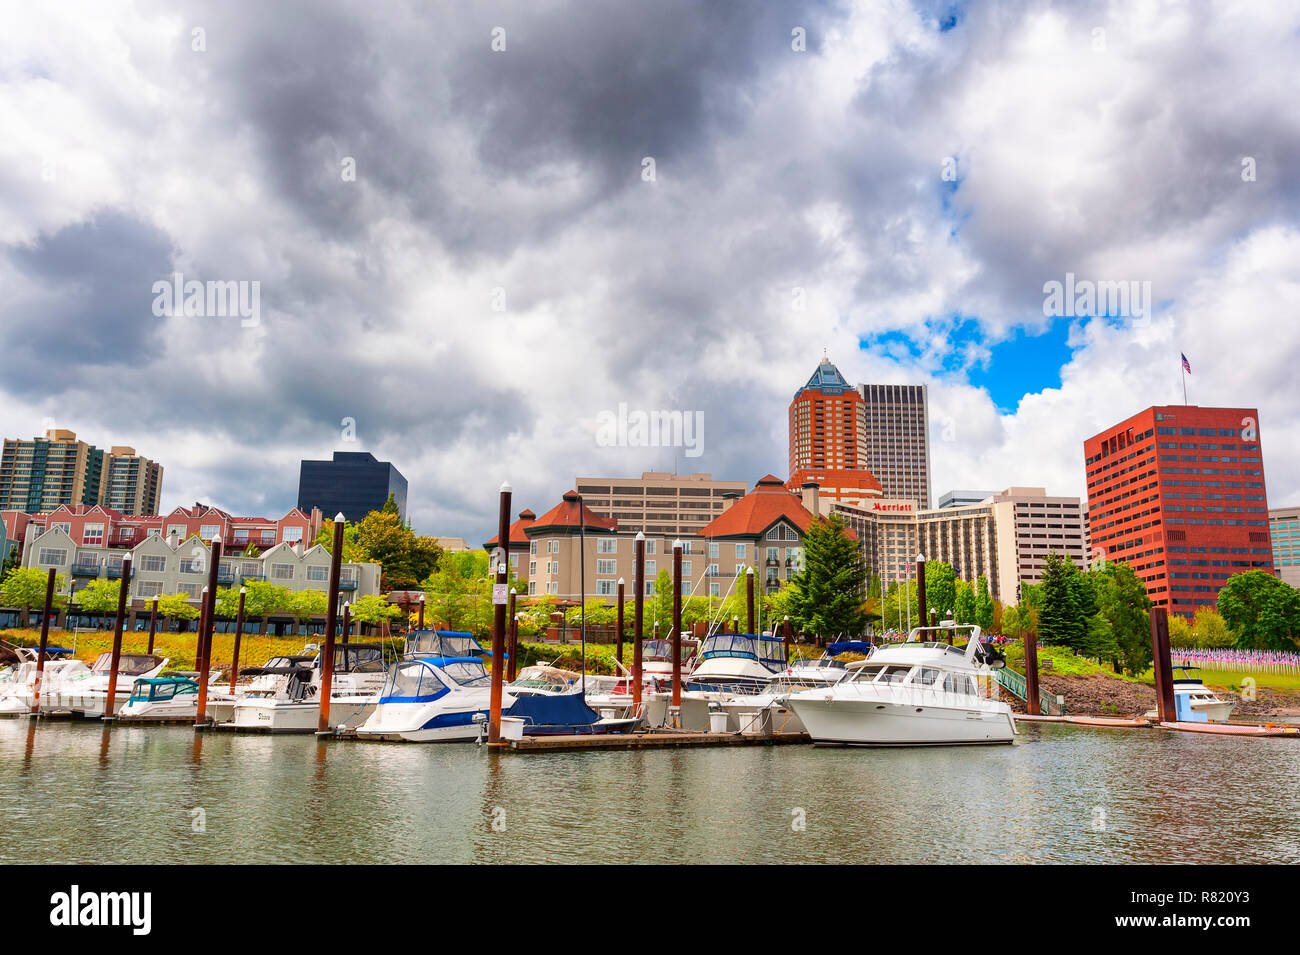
xmin=746 ymin=565 xmax=754 ymax=575
xmin=617 ymin=577 xmax=624 ymax=585
xmin=672 ymin=539 xmax=682 ymax=550
xmin=500 ymin=481 xmax=512 ymax=493
xmin=635 ymin=531 xmax=645 ymax=541
xmin=334 ymin=512 xmax=346 ymax=523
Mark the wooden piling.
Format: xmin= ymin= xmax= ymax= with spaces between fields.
xmin=1024 ymin=630 xmax=1040 ymax=716
xmin=487 ymin=482 xmax=512 ymax=744
xmin=616 ymin=578 xmax=625 ymax=667
xmin=507 ymin=588 xmax=518 ymax=681
xmin=195 ymin=537 xmax=222 ymax=725
xmin=746 ymin=566 xmax=755 ymax=634
xmin=317 ymin=516 xmax=345 ymax=733
xmin=146 ymin=595 xmax=159 ymax=655
xmin=672 ymin=540 xmax=683 ymax=707
xmin=103 ymin=554 xmax=134 ymax=719
xmin=916 ymin=554 xmax=927 ymax=634
xmin=341 ymin=602 xmax=351 ymax=645
xmin=633 ymin=532 xmax=645 ymax=707
xmin=30 ymin=568 xmax=57 ymax=715
xmin=417 ymin=593 xmax=425 ymax=630
xmin=229 ymin=587 xmax=246 ymax=691
xmin=1149 ymin=607 xmax=1175 ymax=723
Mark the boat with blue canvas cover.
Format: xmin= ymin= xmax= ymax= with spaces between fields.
xmin=504 ymin=691 xmax=641 ymax=735
xmin=403 ymin=630 xmax=488 ymax=660
xmin=355 ymin=656 xmax=514 ymax=742
xmin=686 ymin=633 xmax=790 ymax=693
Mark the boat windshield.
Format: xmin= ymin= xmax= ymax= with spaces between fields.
xmin=333 ymin=645 xmax=385 ymax=672
xmin=404 ymin=631 xmax=486 ymax=658
xmin=92 ymin=653 xmax=162 ymax=675
xmin=641 ymin=640 xmax=673 ymax=661
xmin=441 ymin=661 xmax=489 ymax=687
xmin=699 ymin=634 xmax=787 ymax=669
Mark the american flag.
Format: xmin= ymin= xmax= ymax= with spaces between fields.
xmin=1181 ymin=353 xmax=1191 ymax=374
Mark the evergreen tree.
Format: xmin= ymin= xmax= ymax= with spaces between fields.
xmin=788 ymin=514 xmax=868 ymax=639
xmin=975 ymin=575 xmax=995 ymax=631
xmin=1037 ymin=552 xmax=1074 ymax=646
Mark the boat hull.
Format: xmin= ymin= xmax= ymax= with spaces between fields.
xmin=789 ymin=696 xmax=1016 ymax=746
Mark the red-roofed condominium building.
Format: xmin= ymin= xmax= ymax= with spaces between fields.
xmin=1084 ymin=405 xmax=1273 ymax=619
xmin=515 ymin=477 xmax=837 ymax=612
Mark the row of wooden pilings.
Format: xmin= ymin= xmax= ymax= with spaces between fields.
xmin=1020 ymin=605 xmax=1179 ymax=720
xmin=26 ymin=514 xmax=364 ymax=730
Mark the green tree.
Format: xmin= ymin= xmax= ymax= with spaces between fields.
xmin=350 ymin=593 xmax=400 ymax=625
xmin=1168 ymin=613 xmax=1195 ymax=648
xmin=1001 ymin=605 xmax=1022 ymax=639
xmin=787 ymin=514 xmax=869 ymax=639
xmin=380 ymin=492 xmax=401 ymax=516
xmin=924 ymin=561 xmax=957 ymax=619
xmin=241 ymin=581 xmax=292 ymax=620
xmin=974 ymin=575 xmax=995 ymax=631
xmin=953 ymin=579 xmax=976 ymax=625
xmin=1 ymin=567 xmax=69 ymax=611
xmin=289 ymin=589 xmax=328 ymax=623
xmin=356 ymin=511 xmax=442 ymax=591
xmin=1217 ymin=571 xmax=1300 ymax=651
xmin=1037 ymin=553 xmax=1077 ymax=648
xmin=157 ymin=593 xmax=199 ymax=622
xmin=74 ymin=579 xmax=121 ymax=615
xmin=1191 ymin=607 xmax=1233 ymax=648
xmin=1093 ymin=561 xmax=1152 ymax=674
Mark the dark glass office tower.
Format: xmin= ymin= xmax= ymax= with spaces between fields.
xmin=297 ymin=451 xmax=408 ymax=522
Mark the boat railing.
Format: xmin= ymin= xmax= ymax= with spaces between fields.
xmin=838 ymin=674 xmax=1004 ymax=707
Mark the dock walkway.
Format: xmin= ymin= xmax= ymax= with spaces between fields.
xmin=502 ymin=730 xmax=810 ymax=753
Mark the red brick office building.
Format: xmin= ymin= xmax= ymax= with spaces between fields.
xmin=1084 ymin=405 xmax=1273 ymax=618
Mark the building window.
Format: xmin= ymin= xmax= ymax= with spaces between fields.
xmin=547 ymin=540 xmax=559 ymax=554
xmin=283 ymin=526 xmax=303 ymax=543
xmin=168 ymin=525 xmax=186 ymax=539
xmin=83 ymin=524 xmax=104 ymax=544
xmin=547 ymin=561 xmax=558 ymax=574
xmin=682 ymin=560 xmax=692 ymax=576
xmin=734 ymin=543 xmax=746 ymax=560
xmin=529 ymin=560 xmax=537 ymax=576
xmin=597 ymin=559 xmax=617 ymax=575
xmin=597 ymin=538 xmax=617 ymax=554
xmin=528 ymin=582 xmax=536 ymax=596
xmin=271 ymin=563 xmax=294 ymax=580
xmin=709 ymin=542 xmax=719 ymax=558
xmin=646 ymin=540 xmax=658 ymax=555
xmin=201 ymin=525 xmax=220 ymax=540
xmin=37 ymin=548 xmax=67 ymax=565
xmin=180 ymin=558 xmax=205 ymax=574
xmin=596 ymin=580 xmax=616 ymax=595
xmin=140 ymin=555 xmax=167 ymax=573
xmin=307 ymin=565 xmax=328 ymax=581
xmin=529 ymin=541 xmax=538 ymax=555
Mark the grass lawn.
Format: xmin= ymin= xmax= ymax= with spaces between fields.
xmin=1001 ymin=642 xmax=1140 ymax=681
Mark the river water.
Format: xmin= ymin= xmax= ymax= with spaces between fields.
xmin=2 ymin=720 xmax=1297 ymax=864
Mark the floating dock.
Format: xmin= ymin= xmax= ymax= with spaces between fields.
xmin=501 ymin=730 xmax=810 ymax=753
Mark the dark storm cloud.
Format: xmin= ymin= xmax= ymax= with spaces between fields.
xmin=0 ymin=210 xmax=174 ymax=382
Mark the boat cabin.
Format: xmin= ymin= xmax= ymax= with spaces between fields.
xmin=697 ymin=633 xmax=788 ymax=670
xmin=128 ymin=677 xmax=199 ymax=704
xmin=379 ymin=657 xmax=490 ymax=702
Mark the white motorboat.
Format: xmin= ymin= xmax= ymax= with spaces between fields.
xmin=787 ymin=625 xmax=1016 ymax=746
xmin=56 ymin=652 xmax=169 ymax=718
xmin=1143 ymin=666 xmax=1236 ymax=722
xmin=785 ymin=639 xmax=873 ymax=685
xmin=117 ymin=676 xmax=202 ymax=721
xmin=0 ymin=652 xmax=92 ymax=716
xmin=355 ymin=656 xmax=514 ymax=742
xmin=686 ymin=633 xmax=789 ymax=693
xmin=638 ymin=638 xmax=698 ymax=692
xmin=228 ymin=644 xmax=387 ymax=732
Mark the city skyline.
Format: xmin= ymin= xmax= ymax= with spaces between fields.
xmin=3 ymin=3 xmax=1299 ymax=547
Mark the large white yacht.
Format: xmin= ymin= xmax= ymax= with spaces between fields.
xmin=787 ymin=625 xmax=1016 ymax=746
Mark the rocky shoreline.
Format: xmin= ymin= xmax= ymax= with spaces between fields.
xmin=1006 ymin=673 xmax=1300 ymax=719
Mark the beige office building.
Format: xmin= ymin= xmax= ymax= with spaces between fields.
xmin=575 ymin=472 xmax=748 ymax=537
xmin=857 ymin=383 xmax=932 ymax=508
xmin=1269 ymin=505 xmax=1300 ymax=588
xmin=831 ymin=487 xmax=1085 ymax=606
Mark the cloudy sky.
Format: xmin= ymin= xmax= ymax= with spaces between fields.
xmin=2 ymin=0 xmax=1298 ymax=544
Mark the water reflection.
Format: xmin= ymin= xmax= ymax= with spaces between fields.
xmin=1 ymin=721 xmax=1298 ymax=864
